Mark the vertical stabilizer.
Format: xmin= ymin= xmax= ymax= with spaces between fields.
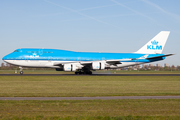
xmin=136 ymin=31 xmax=170 ymax=54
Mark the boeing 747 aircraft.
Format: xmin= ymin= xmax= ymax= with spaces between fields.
xmin=2 ymin=31 xmax=173 ymax=75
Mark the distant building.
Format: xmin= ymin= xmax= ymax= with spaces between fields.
xmin=143 ymin=64 xmax=147 ymax=68
xmin=164 ymin=63 xmax=169 ymax=67
xmin=137 ymin=65 xmax=140 ymax=68
xmin=131 ymin=65 xmax=139 ymax=70
xmin=177 ymin=65 xmax=180 ymax=70
xmin=156 ymin=64 xmax=161 ymax=67
xmin=142 ymin=64 xmax=148 ymax=70
xmin=149 ymin=64 xmax=153 ymax=67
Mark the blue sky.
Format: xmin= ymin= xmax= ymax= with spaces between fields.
xmin=0 ymin=0 xmax=179 ymax=66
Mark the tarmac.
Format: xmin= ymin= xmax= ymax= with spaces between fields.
xmin=0 ymin=74 xmax=180 ymax=76
xmin=0 ymin=96 xmax=180 ymax=100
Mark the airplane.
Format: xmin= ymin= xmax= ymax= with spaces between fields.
xmin=2 ymin=31 xmax=173 ymax=75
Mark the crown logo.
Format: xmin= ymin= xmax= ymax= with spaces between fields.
xmin=151 ymin=40 xmax=158 ymax=45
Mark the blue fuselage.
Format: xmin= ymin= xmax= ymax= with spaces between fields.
xmin=2 ymin=48 xmax=165 ymax=63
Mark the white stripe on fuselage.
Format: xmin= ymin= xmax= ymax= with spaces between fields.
xmin=4 ymin=60 xmax=145 ymax=68
xmin=4 ymin=60 xmax=67 ymax=68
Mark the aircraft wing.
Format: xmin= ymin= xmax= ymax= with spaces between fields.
xmin=53 ymin=59 xmax=132 ymax=66
xmin=53 ymin=62 xmax=75 ymax=66
xmin=80 ymin=59 xmax=132 ymax=65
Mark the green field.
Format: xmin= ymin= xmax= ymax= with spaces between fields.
xmin=0 ymin=99 xmax=180 ymax=120
xmin=0 ymin=75 xmax=180 ymax=119
xmin=0 ymin=76 xmax=180 ymax=97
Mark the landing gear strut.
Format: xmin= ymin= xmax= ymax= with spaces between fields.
xmin=75 ymin=70 xmax=92 ymax=75
xmin=19 ymin=67 xmax=23 ymax=75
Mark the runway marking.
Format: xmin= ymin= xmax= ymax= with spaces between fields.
xmin=0 ymin=74 xmax=180 ymax=76
xmin=0 ymin=96 xmax=180 ymax=100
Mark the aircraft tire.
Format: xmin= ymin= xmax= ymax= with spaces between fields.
xmin=20 ymin=71 xmax=23 ymax=75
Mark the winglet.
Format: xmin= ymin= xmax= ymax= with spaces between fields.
xmin=136 ymin=31 xmax=170 ymax=54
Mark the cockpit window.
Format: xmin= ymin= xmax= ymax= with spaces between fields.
xmin=14 ymin=50 xmax=19 ymax=52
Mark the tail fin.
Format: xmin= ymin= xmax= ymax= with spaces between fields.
xmin=136 ymin=31 xmax=170 ymax=54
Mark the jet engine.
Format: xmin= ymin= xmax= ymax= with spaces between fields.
xmin=63 ymin=64 xmax=77 ymax=71
xmin=92 ymin=62 xmax=105 ymax=70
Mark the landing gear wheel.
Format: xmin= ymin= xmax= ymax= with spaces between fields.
xmin=89 ymin=71 xmax=92 ymax=75
xmin=19 ymin=67 xmax=23 ymax=75
xmin=75 ymin=70 xmax=92 ymax=75
xmin=20 ymin=71 xmax=23 ymax=75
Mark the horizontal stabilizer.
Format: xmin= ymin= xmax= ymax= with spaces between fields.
xmin=146 ymin=54 xmax=174 ymax=59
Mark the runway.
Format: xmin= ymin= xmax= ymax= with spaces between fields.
xmin=0 ymin=74 xmax=180 ymax=76
xmin=0 ymin=96 xmax=180 ymax=100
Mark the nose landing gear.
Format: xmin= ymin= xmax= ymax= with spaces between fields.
xmin=19 ymin=67 xmax=23 ymax=75
xmin=20 ymin=71 xmax=23 ymax=75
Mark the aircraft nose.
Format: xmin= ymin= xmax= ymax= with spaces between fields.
xmin=2 ymin=55 xmax=8 ymax=61
xmin=2 ymin=56 xmax=6 ymax=60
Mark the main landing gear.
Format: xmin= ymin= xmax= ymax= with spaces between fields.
xmin=75 ymin=67 xmax=93 ymax=75
xmin=19 ymin=67 xmax=23 ymax=75
xmin=75 ymin=70 xmax=92 ymax=75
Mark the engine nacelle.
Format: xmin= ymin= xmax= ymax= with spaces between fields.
xmin=92 ymin=62 xmax=105 ymax=70
xmin=63 ymin=64 xmax=77 ymax=71
xmin=101 ymin=62 xmax=105 ymax=70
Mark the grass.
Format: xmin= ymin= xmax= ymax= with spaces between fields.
xmin=0 ymin=75 xmax=180 ymax=119
xmin=0 ymin=99 xmax=180 ymax=119
xmin=0 ymin=76 xmax=180 ymax=97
